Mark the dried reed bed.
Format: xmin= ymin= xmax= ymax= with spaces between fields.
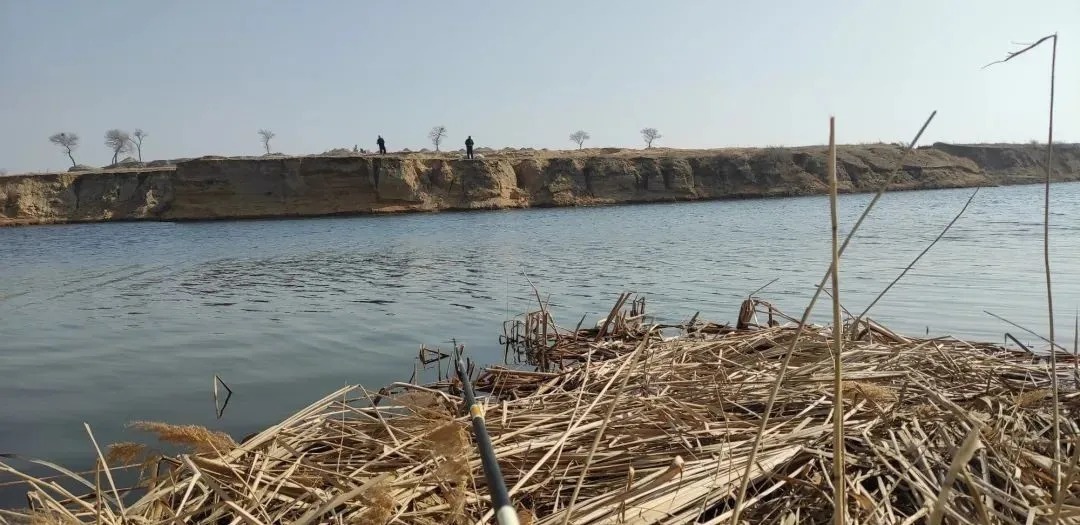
xmin=2 ymin=297 xmax=1078 ymax=525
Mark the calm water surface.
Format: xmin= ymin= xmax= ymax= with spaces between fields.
xmin=1 ymin=183 xmax=1078 ymax=503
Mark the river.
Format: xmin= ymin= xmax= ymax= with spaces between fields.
xmin=1 ymin=182 xmax=1078 ymax=505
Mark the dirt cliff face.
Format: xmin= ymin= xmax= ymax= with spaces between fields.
xmin=161 ymin=156 xmax=527 ymax=220
xmin=930 ymin=142 xmax=1080 ymax=184
xmin=0 ymin=168 xmax=174 ymax=226
xmin=2 ymin=144 xmax=1078 ymax=226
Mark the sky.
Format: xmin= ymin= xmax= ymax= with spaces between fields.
xmin=1 ymin=0 xmax=1077 ymax=173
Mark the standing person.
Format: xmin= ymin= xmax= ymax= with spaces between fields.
xmin=465 ymin=135 xmax=474 ymax=159
xmin=377 ymin=135 xmax=387 ymax=155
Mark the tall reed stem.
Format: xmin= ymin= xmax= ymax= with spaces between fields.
xmin=827 ymin=117 xmax=845 ymax=525
xmin=729 ymin=111 xmax=936 ymax=524
xmin=984 ymin=29 xmax=1060 ymax=506
xmin=1043 ymin=36 xmax=1060 ymax=500
xmin=1041 ymin=36 xmax=1058 ymax=501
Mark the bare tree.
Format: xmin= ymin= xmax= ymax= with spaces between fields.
xmin=641 ymin=128 xmax=661 ymax=148
xmin=105 ymin=129 xmax=132 ymax=164
xmin=428 ymin=125 xmax=447 ymax=152
xmin=130 ymin=129 xmax=148 ymax=162
xmin=258 ymin=129 xmax=275 ymax=154
xmin=49 ymin=132 xmax=79 ymax=167
xmin=570 ymin=130 xmax=590 ymax=150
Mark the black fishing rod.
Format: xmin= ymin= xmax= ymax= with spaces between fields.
xmin=453 ymin=343 xmax=519 ymax=525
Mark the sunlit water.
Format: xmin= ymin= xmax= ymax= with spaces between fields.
xmin=1 ymin=182 xmax=1078 ymax=505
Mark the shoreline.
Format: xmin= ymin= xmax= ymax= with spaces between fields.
xmin=0 ymin=178 xmax=1073 ymax=231
xmin=0 ymin=177 xmax=1074 ymax=229
xmin=1 ymin=296 xmax=1074 ymax=523
xmin=2 ymin=142 xmax=1079 ymax=228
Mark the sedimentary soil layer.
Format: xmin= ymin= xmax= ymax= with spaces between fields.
xmin=2 ymin=143 xmax=1078 ymax=226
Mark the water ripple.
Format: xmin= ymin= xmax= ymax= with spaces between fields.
xmin=1 ymin=183 xmax=1079 ymax=503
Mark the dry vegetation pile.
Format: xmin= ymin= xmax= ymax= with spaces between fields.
xmin=2 ymin=296 xmax=1077 ymax=524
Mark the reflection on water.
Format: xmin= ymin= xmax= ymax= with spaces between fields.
xmin=1 ymin=182 xmax=1079 ymax=505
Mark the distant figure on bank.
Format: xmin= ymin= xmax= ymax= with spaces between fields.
xmin=465 ymin=135 xmax=475 ymax=159
xmin=377 ymin=135 xmax=387 ymax=155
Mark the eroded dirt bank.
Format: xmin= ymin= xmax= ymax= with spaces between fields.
xmin=2 ymin=143 xmax=1078 ymax=226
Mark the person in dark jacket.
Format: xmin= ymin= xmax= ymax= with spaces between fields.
xmin=377 ymin=135 xmax=387 ymax=154
xmin=465 ymin=136 xmax=475 ymax=159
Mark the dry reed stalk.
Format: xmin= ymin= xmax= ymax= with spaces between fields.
xmin=82 ymin=424 xmax=125 ymax=519
xmin=855 ymin=187 xmax=980 ymax=325
xmin=1040 ymin=34 xmax=1061 ymax=505
xmin=826 ymin=116 xmax=845 ymax=525
xmin=985 ymin=32 xmax=1063 ymax=505
xmin=928 ymin=424 xmax=983 ymax=525
xmin=212 ymin=374 xmax=232 ymax=419
xmin=559 ymin=334 xmax=651 ymax=525
xmin=729 ymin=110 xmax=937 ymax=524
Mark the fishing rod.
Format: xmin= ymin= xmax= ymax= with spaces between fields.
xmin=453 ymin=342 xmax=519 ymax=525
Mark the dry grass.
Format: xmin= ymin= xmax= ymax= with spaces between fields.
xmin=103 ymin=442 xmax=145 ymax=465
xmin=2 ymin=295 xmax=1077 ymax=524
xmin=127 ymin=421 xmax=237 ymax=454
xmin=358 ymin=478 xmax=396 ymax=524
xmin=423 ymin=422 xmax=467 ymax=458
xmin=843 ymin=380 xmax=899 ymax=404
xmin=1017 ymin=388 xmax=1052 ymax=408
xmin=26 ymin=512 xmax=69 ymax=525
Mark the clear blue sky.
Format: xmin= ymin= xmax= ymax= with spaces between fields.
xmin=1 ymin=0 xmax=1077 ymax=172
